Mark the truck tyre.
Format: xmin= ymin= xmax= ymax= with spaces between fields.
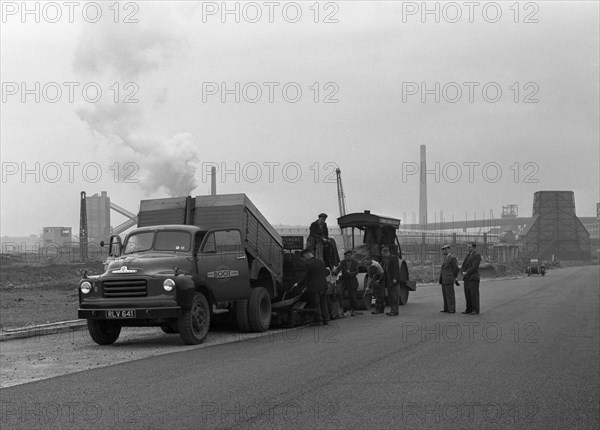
xmin=87 ymin=319 xmax=121 ymax=345
xmin=248 ymin=287 xmax=271 ymax=332
xmin=178 ymin=293 xmax=210 ymax=345
xmin=235 ymin=300 xmax=251 ymax=333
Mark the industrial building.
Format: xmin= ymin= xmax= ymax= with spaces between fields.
xmin=41 ymin=227 xmax=72 ymax=247
xmin=85 ymin=191 xmax=111 ymax=244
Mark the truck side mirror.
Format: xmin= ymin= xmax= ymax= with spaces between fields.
xmin=100 ymin=240 xmax=105 ymax=247
xmin=108 ymin=235 xmax=122 ymax=257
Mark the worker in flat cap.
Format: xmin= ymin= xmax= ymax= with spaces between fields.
xmin=439 ymin=244 xmax=459 ymax=313
xmin=294 ymin=249 xmax=329 ymax=326
xmin=365 ymin=254 xmax=384 ymax=314
xmin=307 ymin=213 xmax=330 ymax=262
xmin=333 ymin=250 xmax=362 ymax=316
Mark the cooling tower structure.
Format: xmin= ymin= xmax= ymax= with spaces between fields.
xmin=521 ymin=191 xmax=591 ymax=260
xmin=86 ymin=191 xmax=111 ymax=243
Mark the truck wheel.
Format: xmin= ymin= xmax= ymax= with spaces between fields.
xmin=235 ymin=300 xmax=251 ymax=333
xmin=87 ymin=320 xmax=121 ymax=345
xmin=248 ymin=287 xmax=271 ymax=332
xmin=178 ymin=293 xmax=210 ymax=345
xmin=399 ymin=284 xmax=409 ymax=305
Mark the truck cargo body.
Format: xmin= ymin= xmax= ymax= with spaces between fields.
xmin=138 ymin=194 xmax=283 ymax=288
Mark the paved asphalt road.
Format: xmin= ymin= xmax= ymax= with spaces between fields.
xmin=1 ymin=266 xmax=598 ymax=430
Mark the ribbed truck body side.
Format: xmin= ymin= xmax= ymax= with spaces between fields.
xmin=137 ymin=194 xmax=283 ymax=284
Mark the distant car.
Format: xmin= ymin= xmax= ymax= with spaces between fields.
xmin=526 ymin=259 xmax=546 ymax=276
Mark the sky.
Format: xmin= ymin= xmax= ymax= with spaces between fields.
xmin=1 ymin=0 xmax=599 ymax=237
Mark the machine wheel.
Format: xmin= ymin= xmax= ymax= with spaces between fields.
xmin=178 ymin=293 xmax=210 ymax=345
xmin=235 ymin=299 xmax=251 ymax=332
xmin=398 ymin=260 xmax=410 ymax=305
xmin=87 ymin=319 xmax=121 ymax=345
xmin=398 ymin=283 xmax=409 ymax=305
xmin=160 ymin=322 xmax=178 ymax=334
xmin=248 ymin=287 xmax=271 ymax=332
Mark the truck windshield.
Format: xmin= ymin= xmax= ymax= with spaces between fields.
xmin=155 ymin=231 xmax=191 ymax=252
xmin=123 ymin=232 xmax=154 ymax=254
xmin=123 ymin=231 xmax=192 ymax=254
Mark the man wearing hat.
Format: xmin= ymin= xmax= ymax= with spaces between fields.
xmin=381 ymin=246 xmax=401 ymax=316
xmin=333 ymin=250 xmax=362 ymax=316
xmin=439 ymin=244 xmax=459 ymax=313
xmin=307 ymin=213 xmax=330 ymax=262
xmin=461 ymin=242 xmax=481 ymax=315
xmin=365 ymin=255 xmax=384 ymax=314
xmin=294 ymin=249 xmax=329 ymax=326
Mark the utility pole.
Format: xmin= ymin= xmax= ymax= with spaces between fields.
xmin=80 ymin=191 xmax=88 ymax=262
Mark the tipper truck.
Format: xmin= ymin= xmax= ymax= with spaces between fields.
xmin=78 ymin=194 xmax=287 ymax=345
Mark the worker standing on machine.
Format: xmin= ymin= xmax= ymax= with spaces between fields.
xmin=307 ymin=213 xmax=330 ymax=262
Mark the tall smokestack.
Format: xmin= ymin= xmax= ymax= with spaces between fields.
xmin=419 ymin=145 xmax=428 ymax=228
xmin=211 ymin=167 xmax=216 ymax=196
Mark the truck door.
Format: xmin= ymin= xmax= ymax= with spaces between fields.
xmin=199 ymin=229 xmax=250 ymax=301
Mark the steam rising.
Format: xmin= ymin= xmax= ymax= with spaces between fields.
xmin=74 ymin=5 xmax=198 ymax=197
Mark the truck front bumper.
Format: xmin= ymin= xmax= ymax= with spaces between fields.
xmin=78 ymin=307 xmax=181 ymax=320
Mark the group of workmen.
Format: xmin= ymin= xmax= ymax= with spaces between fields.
xmin=293 ymin=246 xmax=401 ymax=326
xmin=294 ymin=213 xmax=482 ymax=325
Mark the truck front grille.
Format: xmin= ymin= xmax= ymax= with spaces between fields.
xmin=103 ymin=279 xmax=147 ymax=297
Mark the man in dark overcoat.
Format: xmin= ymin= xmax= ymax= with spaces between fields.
xmin=294 ymin=249 xmax=329 ymax=325
xmin=439 ymin=244 xmax=459 ymax=313
xmin=381 ymin=247 xmax=400 ymax=316
xmin=461 ymin=242 xmax=482 ymax=315
xmin=333 ymin=250 xmax=362 ymax=316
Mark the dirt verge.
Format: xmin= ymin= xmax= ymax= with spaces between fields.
xmin=0 ymin=262 xmax=104 ymax=330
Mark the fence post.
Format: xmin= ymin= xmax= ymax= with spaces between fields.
xmin=483 ymin=233 xmax=488 ymax=260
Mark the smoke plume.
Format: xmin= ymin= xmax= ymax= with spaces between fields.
xmin=73 ymin=4 xmax=198 ymax=197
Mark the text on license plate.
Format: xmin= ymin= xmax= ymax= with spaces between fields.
xmin=106 ymin=310 xmax=136 ymax=318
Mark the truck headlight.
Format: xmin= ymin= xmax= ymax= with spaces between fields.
xmin=163 ymin=279 xmax=175 ymax=292
xmin=80 ymin=281 xmax=92 ymax=294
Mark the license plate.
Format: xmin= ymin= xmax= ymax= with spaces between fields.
xmin=106 ymin=309 xmax=136 ymax=319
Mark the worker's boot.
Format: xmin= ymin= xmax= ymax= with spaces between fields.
xmin=371 ymin=303 xmax=384 ymax=314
